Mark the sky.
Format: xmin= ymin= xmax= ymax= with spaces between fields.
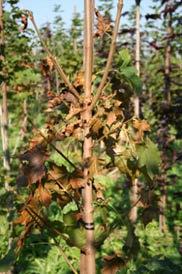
xmin=17 ymin=0 xmax=152 ymax=28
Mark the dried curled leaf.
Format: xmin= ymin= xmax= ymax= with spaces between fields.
xmin=69 ymin=178 xmax=85 ymax=189
xmin=95 ymin=8 xmax=112 ymax=38
xmin=102 ymin=254 xmax=125 ymax=274
xmin=133 ymin=119 xmax=150 ymax=142
xmin=74 ymin=70 xmax=84 ymax=88
xmin=14 ymin=209 xmax=32 ymax=226
xmin=36 ymin=184 xmax=52 ymax=207
xmin=19 ymin=145 xmax=48 ymax=185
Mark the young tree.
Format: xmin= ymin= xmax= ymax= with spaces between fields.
xmin=0 ymin=1 xmax=169 ymax=273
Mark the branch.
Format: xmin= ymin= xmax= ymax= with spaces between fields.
xmin=27 ymin=11 xmax=80 ymax=101
xmin=90 ymin=0 xmax=124 ymax=109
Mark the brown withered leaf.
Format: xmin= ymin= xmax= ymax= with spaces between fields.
xmin=95 ymin=9 xmax=112 ymax=38
xmin=138 ymin=189 xmax=156 ymax=208
xmin=96 ymin=189 xmax=105 ymax=201
xmin=47 ymin=94 xmax=64 ymax=110
xmin=14 ymin=209 xmax=32 ymax=226
xmin=69 ymin=178 xmax=85 ymax=189
xmin=133 ymin=119 xmax=150 ymax=142
xmin=133 ymin=119 xmax=150 ymax=132
xmin=57 ymin=194 xmax=72 ymax=207
xmin=48 ymin=163 xmax=68 ymax=181
xmin=29 ymin=132 xmax=45 ymax=149
xmin=19 ymin=145 xmax=48 ymax=185
xmin=46 ymin=56 xmax=54 ymax=71
xmin=106 ymin=112 xmax=117 ymax=127
xmin=66 ymin=106 xmax=82 ymax=120
xmin=89 ymin=118 xmax=103 ymax=138
xmin=37 ymin=184 xmax=52 ymax=207
xmin=40 ymin=58 xmax=50 ymax=77
xmin=141 ymin=206 xmax=159 ymax=227
xmin=102 ymin=254 xmax=125 ymax=274
xmin=89 ymin=156 xmax=105 ymax=177
xmin=74 ymin=70 xmax=84 ymax=88
xmin=63 ymin=91 xmax=79 ymax=106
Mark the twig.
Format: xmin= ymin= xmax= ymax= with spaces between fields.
xmin=27 ymin=11 xmax=80 ymax=101
xmin=90 ymin=0 xmax=124 ymax=109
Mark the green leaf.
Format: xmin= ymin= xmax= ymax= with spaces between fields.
xmin=118 ymin=48 xmax=131 ymax=67
xmin=136 ymin=138 xmax=161 ymax=179
xmin=121 ymin=67 xmax=142 ymax=94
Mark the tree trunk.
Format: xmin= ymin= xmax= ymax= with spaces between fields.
xmin=133 ymin=3 xmax=140 ymax=118
xmin=129 ymin=2 xmax=141 ymax=224
xmin=0 ymin=3 xmax=13 ymax=274
xmin=0 ymin=0 xmax=10 ymax=175
xmin=0 ymin=83 xmax=10 ymax=174
xmin=80 ymin=1 xmax=95 ymax=273
xmin=159 ymin=9 xmax=173 ymax=233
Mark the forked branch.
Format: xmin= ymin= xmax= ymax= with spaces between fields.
xmin=91 ymin=0 xmax=124 ymax=109
xmin=27 ymin=11 xmax=80 ymax=101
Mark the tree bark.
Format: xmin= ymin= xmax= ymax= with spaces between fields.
xmin=129 ymin=2 xmax=141 ymax=224
xmin=133 ymin=3 xmax=140 ymax=118
xmin=0 ymin=3 xmax=13 ymax=274
xmin=0 ymin=0 xmax=10 ymax=175
xmin=80 ymin=1 xmax=95 ymax=273
xmin=159 ymin=9 xmax=173 ymax=233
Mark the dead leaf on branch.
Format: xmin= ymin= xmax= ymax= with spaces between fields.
xmin=106 ymin=112 xmax=117 ymax=127
xmin=14 ymin=209 xmax=32 ymax=226
xmin=89 ymin=118 xmax=103 ymax=139
xmin=36 ymin=183 xmax=52 ymax=207
xmin=19 ymin=145 xmax=48 ymax=185
xmin=133 ymin=119 xmax=150 ymax=143
xmin=69 ymin=178 xmax=85 ymax=189
xmin=95 ymin=9 xmax=112 ymax=38
xmin=141 ymin=206 xmax=159 ymax=226
xmin=40 ymin=57 xmax=53 ymax=77
xmin=48 ymin=163 xmax=84 ymax=190
xmin=46 ymin=56 xmax=54 ymax=71
xmin=102 ymin=254 xmax=125 ymax=274
xmin=89 ymin=156 xmax=105 ymax=177
xmin=74 ymin=70 xmax=84 ymax=88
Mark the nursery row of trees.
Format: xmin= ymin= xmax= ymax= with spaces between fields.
xmin=0 ymin=0 xmax=182 ymax=273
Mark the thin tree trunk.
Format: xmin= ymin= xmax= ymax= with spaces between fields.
xmin=159 ymin=10 xmax=173 ymax=233
xmin=133 ymin=3 xmax=140 ymax=118
xmin=0 ymin=83 xmax=10 ymax=174
xmin=129 ymin=2 xmax=141 ymax=224
xmin=0 ymin=2 xmax=13 ymax=274
xmin=81 ymin=1 xmax=95 ymax=273
xmin=164 ymin=12 xmax=172 ymax=104
xmin=0 ymin=0 xmax=10 ymax=176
